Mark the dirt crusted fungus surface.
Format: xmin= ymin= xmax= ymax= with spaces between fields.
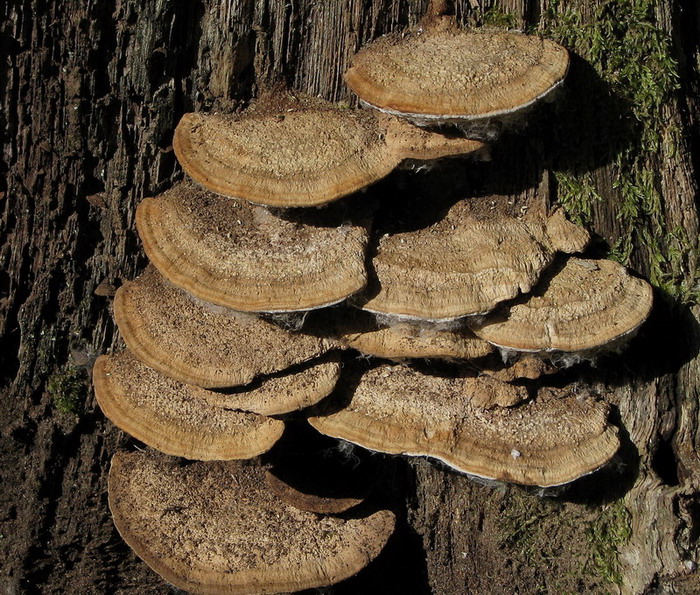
xmin=356 ymin=199 xmax=559 ymax=321
xmin=345 ymin=19 xmax=569 ymax=121
xmin=174 ymin=94 xmax=484 ymax=208
xmin=136 ymin=181 xmax=371 ymax=313
xmin=470 ymin=258 xmax=654 ymax=353
xmin=113 ymin=266 xmax=333 ymax=388
xmin=93 ymin=351 xmax=284 ymax=460
xmin=309 ymin=365 xmax=619 ymax=487
xmin=199 ymin=354 xmax=342 ymax=416
xmin=338 ymin=316 xmax=493 ymax=361
xmin=108 ymin=452 xmax=396 ymax=594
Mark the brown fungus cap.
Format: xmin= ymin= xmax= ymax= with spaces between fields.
xmin=174 ymin=94 xmax=485 ymax=208
xmin=199 ymin=354 xmax=342 ymax=416
xmin=469 ymin=258 xmax=654 ymax=353
xmin=309 ymin=365 xmax=619 ymax=487
xmin=480 ymin=355 xmax=558 ymax=383
xmin=136 ymin=181 xmax=372 ymax=313
xmin=113 ymin=266 xmax=333 ymax=388
xmin=108 ymin=452 xmax=395 ymax=594
xmin=345 ymin=19 xmax=569 ymax=123
xmin=93 ymin=351 xmax=284 ymax=460
xmin=264 ymin=469 xmax=366 ymax=515
xmin=338 ymin=314 xmax=493 ymax=361
xmin=543 ymin=208 xmax=591 ymax=254
xmin=356 ymin=199 xmax=560 ymax=321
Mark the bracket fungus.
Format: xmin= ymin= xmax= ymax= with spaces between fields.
xmin=198 ymin=353 xmax=342 ymax=417
xmin=480 ymin=354 xmax=558 ymax=383
xmin=93 ymin=351 xmax=284 ymax=460
xmin=470 ymin=258 xmax=654 ymax=353
xmin=355 ymin=199 xmax=585 ymax=322
xmin=136 ymin=181 xmax=373 ymax=312
xmin=113 ymin=266 xmax=334 ymax=388
xmin=92 ymin=1 xmax=657 ymax=588
xmin=543 ymin=207 xmax=592 ymax=254
xmin=264 ymin=467 xmax=367 ymax=515
xmin=336 ymin=311 xmax=494 ymax=361
xmin=173 ymin=94 xmax=485 ymax=208
xmin=309 ymin=365 xmax=619 ymax=487
xmin=262 ymin=426 xmax=377 ymax=515
xmin=109 ymin=452 xmax=395 ymax=594
xmin=344 ymin=15 xmax=569 ymax=127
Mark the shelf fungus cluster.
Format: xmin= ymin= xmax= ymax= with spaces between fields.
xmin=95 ymin=4 xmax=654 ymax=593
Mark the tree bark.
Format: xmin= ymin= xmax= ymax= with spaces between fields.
xmin=1 ymin=1 xmax=698 ymax=594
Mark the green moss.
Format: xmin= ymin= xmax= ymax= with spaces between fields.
xmin=481 ymin=6 xmax=518 ymax=29
xmin=47 ymin=367 xmax=86 ymax=414
xmin=554 ymin=171 xmax=604 ymax=226
xmin=586 ymin=501 xmax=632 ymax=586
xmin=498 ymin=490 xmax=557 ymax=562
xmin=540 ymin=0 xmax=698 ymax=303
xmin=497 ymin=489 xmax=632 ymax=590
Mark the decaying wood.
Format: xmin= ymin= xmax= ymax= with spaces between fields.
xmin=1 ymin=0 xmax=698 ymax=593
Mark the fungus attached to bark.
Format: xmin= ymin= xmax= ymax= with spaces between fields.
xmin=480 ymin=354 xmax=557 ymax=383
xmin=309 ymin=365 xmax=619 ymax=487
xmin=136 ymin=181 xmax=372 ymax=312
xmin=355 ymin=198 xmax=563 ymax=321
xmin=113 ymin=266 xmax=333 ymax=388
xmin=543 ymin=207 xmax=591 ymax=254
xmin=173 ymin=94 xmax=485 ymax=208
xmin=93 ymin=351 xmax=284 ymax=460
xmin=199 ymin=354 xmax=342 ymax=416
xmin=345 ymin=17 xmax=569 ymax=126
xmin=264 ymin=466 xmax=367 ymax=515
xmin=109 ymin=451 xmax=396 ymax=594
xmin=336 ymin=310 xmax=493 ymax=361
xmin=470 ymin=258 xmax=654 ymax=353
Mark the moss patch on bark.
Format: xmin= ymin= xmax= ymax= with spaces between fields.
xmin=540 ymin=0 xmax=698 ymax=303
xmin=497 ymin=487 xmax=632 ymax=591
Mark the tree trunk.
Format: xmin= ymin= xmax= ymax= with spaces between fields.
xmin=1 ymin=0 xmax=698 ymax=593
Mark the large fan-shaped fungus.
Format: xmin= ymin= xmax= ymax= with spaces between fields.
xmin=470 ymin=258 xmax=654 ymax=353
xmin=93 ymin=351 xmax=284 ymax=460
xmin=113 ymin=266 xmax=333 ymax=388
xmin=345 ymin=15 xmax=569 ymax=126
xmin=174 ymin=94 xmax=485 ymax=208
xmin=136 ymin=182 xmax=373 ymax=313
xmin=309 ymin=364 xmax=619 ymax=487
xmin=355 ymin=199 xmax=583 ymax=321
xmin=109 ymin=452 xmax=395 ymax=594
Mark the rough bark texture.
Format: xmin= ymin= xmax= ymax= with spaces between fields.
xmin=1 ymin=0 xmax=699 ymax=594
